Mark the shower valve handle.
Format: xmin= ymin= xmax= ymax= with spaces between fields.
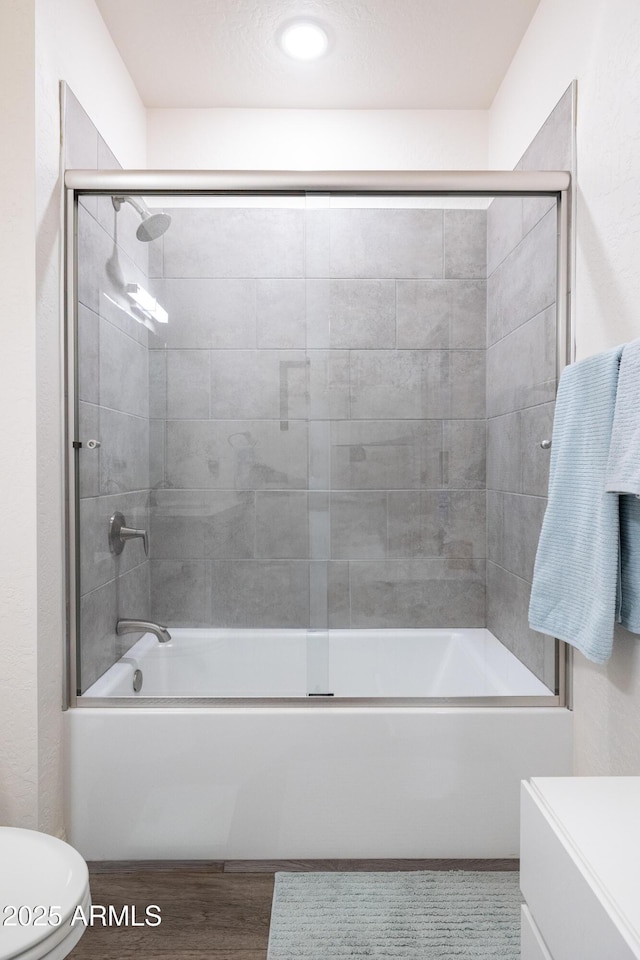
xmin=120 ymin=525 xmax=149 ymax=556
xmin=109 ymin=512 xmax=149 ymax=557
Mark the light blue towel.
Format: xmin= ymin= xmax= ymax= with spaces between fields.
xmin=619 ymin=495 xmax=640 ymax=633
xmin=528 ymin=346 xmax=623 ymax=664
xmin=605 ymin=338 xmax=640 ymax=494
xmin=604 ymin=339 xmax=640 ymax=634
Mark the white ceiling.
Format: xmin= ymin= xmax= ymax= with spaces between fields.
xmin=95 ymin=0 xmax=541 ymax=110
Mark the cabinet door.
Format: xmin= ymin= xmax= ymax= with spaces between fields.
xmin=521 ymin=905 xmax=554 ymax=960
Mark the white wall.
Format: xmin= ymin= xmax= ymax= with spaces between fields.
xmin=490 ymin=0 xmax=640 ymax=774
xmin=147 ymin=108 xmax=488 ymax=170
xmin=34 ymin=0 xmax=146 ymax=836
xmin=0 ymin=0 xmax=39 ymax=829
xmin=0 ymin=0 xmax=145 ymax=836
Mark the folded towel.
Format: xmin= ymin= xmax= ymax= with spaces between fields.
xmin=605 ymin=338 xmax=640 ymax=495
xmin=528 ymin=346 xmax=623 ymax=664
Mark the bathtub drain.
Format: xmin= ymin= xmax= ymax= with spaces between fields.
xmin=133 ymin=669 xmax=143 ymax=693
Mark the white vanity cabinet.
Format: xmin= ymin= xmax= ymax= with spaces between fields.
xmin=520 ymin=777 xmax=640 ymax=960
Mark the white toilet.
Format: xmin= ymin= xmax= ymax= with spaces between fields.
xmin=0 ymin=828 xmax=91 ymax=960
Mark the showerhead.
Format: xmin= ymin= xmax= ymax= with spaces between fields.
xmin=136 ymin=212 xmax=172 ymax=242
xmin=112 ymin=195 xmax=172 ymax=242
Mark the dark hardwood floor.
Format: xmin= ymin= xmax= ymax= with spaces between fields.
xmin=67 ymin=859 xmax=518 ymax=960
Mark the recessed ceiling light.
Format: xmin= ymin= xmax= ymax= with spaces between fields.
xmin=278 ymin=20 xmax=329 ymax=61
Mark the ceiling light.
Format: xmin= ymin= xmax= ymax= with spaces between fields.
xmin=278 ymin=20 xmax=329 ymax=61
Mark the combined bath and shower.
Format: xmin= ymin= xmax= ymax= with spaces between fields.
xmin=111 ymin=195 xmax=171 ymax=241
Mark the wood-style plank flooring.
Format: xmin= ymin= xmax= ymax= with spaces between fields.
xmin=67 ymin=859 xmax=518 ymax=960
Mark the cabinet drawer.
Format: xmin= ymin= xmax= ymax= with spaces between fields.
xmin=520 ymin=782 xmax=639 ymax=960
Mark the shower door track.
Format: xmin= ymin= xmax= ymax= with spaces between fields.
xmin=63 ymin=168 xmax=573 ymax=711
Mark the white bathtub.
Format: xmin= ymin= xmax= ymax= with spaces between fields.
xmin=82 ymin=627 xmax=551 ymax=698
xmin=66 ymin=628 xmax=572 ymax=861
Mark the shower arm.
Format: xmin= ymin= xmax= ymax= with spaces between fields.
xmin=112 ymin=195 xmax=148 ymax=218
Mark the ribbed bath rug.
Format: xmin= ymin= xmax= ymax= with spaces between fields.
xmin=267 ymin=871 xmax=521 ymax=959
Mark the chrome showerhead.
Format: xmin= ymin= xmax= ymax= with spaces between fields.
xmin=136 ymin=211 xmax=172 ymax=242
xmin=111 ymin=195 xmax=172 ymax=242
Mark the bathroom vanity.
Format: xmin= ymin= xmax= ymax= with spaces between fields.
xmin=520 ymin=777 xmax=640 ymax=959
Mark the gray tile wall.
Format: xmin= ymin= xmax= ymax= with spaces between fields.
xmin=148 ymin=204 xmax=487 ymax=628
xmin=66 ymin=86 xmax=155 ymax=693
xmin=485 ymin=85 xmax=574 ymax=688
xmin=71 ymin=86 xmax=571 ymax=685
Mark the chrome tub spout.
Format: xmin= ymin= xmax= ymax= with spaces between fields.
xmin=116 ymin=619 xmax=172 ymax=643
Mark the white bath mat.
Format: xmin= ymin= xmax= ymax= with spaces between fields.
xmin=267 ymin=871 xmax=521 ymax=959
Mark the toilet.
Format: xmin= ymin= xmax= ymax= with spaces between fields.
xmin=0 ymin=828 xmax=91 ymax=960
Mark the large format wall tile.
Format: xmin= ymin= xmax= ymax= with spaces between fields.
xmin=166 ymin=350 xmax=211 ymax=419
xmin=117 ymin=562 xmax=152 ymax=639
xmin=517 ymin=86 xmax=573 ymax=238
xmin=330 ymin=492 xmax=388 ymax=560
xmin=387 ymin=490 xmax=486 ymax=560
xmin=486 ymin=305 xmax=556 ymax=418
xmin=77 ymin=305 xmax=100 ymax=405
xmin=150 ymin=560 xmax=212 ymax=626
xmin=209 ymin=560 xmax=310 ymax=627
xmin=486 ymin=208 xmax=557 ymax=346
xmin=65 ymin=87 xmax=98 ymax=182
xmin=256 ymin=279 xmax=306 ymax=348
xmin=150 ymin=279 xmax=257 ymax=349
xmin=79 ymin=562 xmax=150 ymax=692
xmin=98 ymin=317 xmax=149 ymax=418
xmin=209 ymin=349 xmax=308 ymax=420
xmin=330 ymin=420 xmax=443 ymax=490
xmin=256 ymin=492 xmax=309 ymax=559
xmin=487 ymin=406 xmax=553 ymax=496
xmin=77 ymin=204 xmax=149 ymax=342
xmin=312 ymin=208 xmax=444 ymax=279
xmin=306 ymin=279 xmax=396 ymax=349
xmin=308 ymin=351 xmax=350 ymax=419
xmin=165 ymin=420 xmax=308 ymax=490
xmin=99 ymin=408 xmax=149 ymax=495
xmin=350 ymin=350 xmax=485 ymax=420
xmin=487 ymin=491 xmax=547 ymax=582
xmin=444 ymin=210 xmax=487 ymax=279
xmin=326 ymin=562 xmax=351 ymax=628
xmin=486 ymin=561 xmax=555 ymax=689
xmin=442 ymin=420 xmax=486 ymax=489
xmin=520 ymin=402 xmax=554 ymax=497
xmin=80 ymin=578 xmax=118 ymax=691
xmin=349 ymin=559 xmax=485 ymax=628
xmin=149 ymin=489 xmax=255 ymax=560
xmin=162 ymin=208 xmax=305 ymax=278
xmin=80 ymin=490 xmax=149 ymax=595
xmin=78 ymin=403 xmax=100 ymax=498
xmin=486 ymin=412 xmax=522 ymax=493
xmin=396 ymin=280 xmax=486 ymax=349
xmin=486 ymin=197 xmax=523 ymax=279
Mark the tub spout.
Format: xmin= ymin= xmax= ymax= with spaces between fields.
xmin=116 ymin=619 xmax=172 ymax=643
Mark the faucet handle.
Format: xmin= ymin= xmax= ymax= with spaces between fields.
xmin=109 ymin=512 xmax=149 ymax=556
xmin=120 ymin=525 xmax=149 ymax=556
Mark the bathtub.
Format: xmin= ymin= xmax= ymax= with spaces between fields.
xmin=82 ymin=627 xmax=552 ymax=699
xmin=66 ymin=628 xmax=572 ymax=860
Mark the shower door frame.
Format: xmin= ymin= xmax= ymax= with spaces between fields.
xmin=63 ymin=168 xmax=573 ymax=710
